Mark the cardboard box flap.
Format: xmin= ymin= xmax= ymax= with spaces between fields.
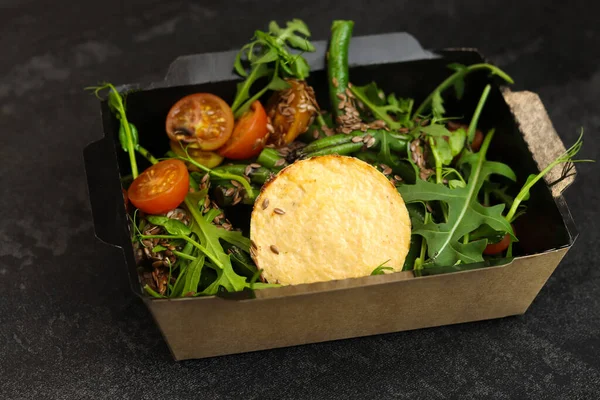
xmin=502 ymin=90 xmax=577 ymax=197
xmin=120 ymin=32 xmax=440 ymax=91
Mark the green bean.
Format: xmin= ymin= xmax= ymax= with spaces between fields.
xmin=328 ymin=20 xmax=354 ymax=122
xmin=256 ymin=148 xmax=288 ymax=170
xmin=301 ymin=133 xmax=360 ymax=154
xmin=210 ymin=164 xmax=273 ymax=185
xmin=300 ymin=130 xmax=410 ymax=158
xmin=303 ymin=142 xmax=364 ymax=158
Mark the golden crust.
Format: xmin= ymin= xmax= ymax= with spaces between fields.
xmin=250 ymin=155 xmax=412 ymax=285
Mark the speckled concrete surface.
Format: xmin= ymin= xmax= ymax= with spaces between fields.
xmin=1 ymin=1 xmax=599 ymax=399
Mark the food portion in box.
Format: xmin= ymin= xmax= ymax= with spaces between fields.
xmin=87 ymin=19 xmax=589 ymax=298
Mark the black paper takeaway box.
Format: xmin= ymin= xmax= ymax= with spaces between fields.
xmin=84 ymin=32 xmax=577 ymax=360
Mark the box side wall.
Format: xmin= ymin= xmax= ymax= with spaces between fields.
xmin=147 ymin=248 xmax=567 ymax=360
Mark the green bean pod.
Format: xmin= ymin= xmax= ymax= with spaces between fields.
xmin=328 ymin=20 xmax=354 ymax=120
xmin=256 ymin=148 xmax=288 ymax=171
xmin=303 ymin=142 xmax=364 ymax=158
xmin=301 ymin=132 xmax=360 ymax=154
xmin=210 ymin=164 xmax=274 ymax=185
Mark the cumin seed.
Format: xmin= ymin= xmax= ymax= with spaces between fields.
xmin=270 ymin=245 xmax=280 ymax=255
xmin=262 ymin=198 xmax=269 ymax=210
xmin=273 ymin=208 xmax=285 ymax=215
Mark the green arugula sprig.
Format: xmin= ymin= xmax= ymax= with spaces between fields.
xmin=505 ymin=130 xmax=593 ymax=222
xmin=398 ymin=130 xmax=516 ymax=267
xmin=86 ymin=83 xmax=159 ymax=177
xmin=413 ymin=63 xmax=513 ymax=120
xmin=370 ymin=260 xmax=394 ymax=275
xmin=231 ymin=19 xmax=315 ymax=118
xmin=349 ymin=82 xmax=413 ymax=130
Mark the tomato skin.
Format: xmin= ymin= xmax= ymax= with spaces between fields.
xmin=218 ymin=101 xmax=269 ymax=160
xmin=483 ymin=233 xmax=511 ymax=255
xmin=166 ymin=93 xmax=234 ymax=151
xmin=471 ymin=130 xmax=484 ymax=152
xmin=169 ymin=140 xmax=223 ymax=169
xmin=128 ymin=159 xmax=189 ymax=215
xmin=266 ymin=79 xmax=317 ymax=146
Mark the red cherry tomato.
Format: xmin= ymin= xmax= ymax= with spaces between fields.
xmin=471 ymin=130 xmax=484 ymax=152
xmin=218 ymin=101 xmax=269 ymax=160
xmin=484 ymin=233 xmax=511 ymax=255
xmin=128 ymin=159 xmax=189 ymax=214
xmin=166 ymin=93 xmax=234 ymax=151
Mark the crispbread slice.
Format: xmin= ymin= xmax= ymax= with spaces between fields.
xmin=250 ymin=155 xmax=411 ymax=285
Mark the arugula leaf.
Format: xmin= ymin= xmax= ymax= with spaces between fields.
xmin=371 ymin=260 xmax=393 ymax=275
xmin=152 ymin=245 xmax=167 ymax=253
xmin=349 ymin=82 xmax=413 ymax=130
xmin=231 ymin=19 xmax=315 ymax=116
xmin=182 ymin=255 xmax=205 ymax=296
xmin=200 ymin=262 xmax=248 ymax=295
xmin=448 ymin=128 xmax=467 ymax=156
xmin=184 ymin=190 xmax=252 ymax=295
xmin=412 ymin=63 xmax=514 ymax=120
xmin=86 ymin=83 xmax=139 ymax=178
xmin=431 ymin=91 xmax=445 ymax=121
xmin=505 ymin=130 xmax=593 ymax=222
xmin=146 ymin=215 xmax=191 ymax=236
xmin=448 ymin=180 xmax=466 ymax=189
xmin=224 ymin=244 xmax=258 ymax=278
xmin=398 ymin=131 xmax=515 ymax=266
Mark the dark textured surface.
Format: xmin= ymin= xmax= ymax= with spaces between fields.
xmin=1 ymin=1 xmax=599 ymax=399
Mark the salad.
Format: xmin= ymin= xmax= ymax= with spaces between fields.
xmin=88 ymin=19 xmax=589 ymax=298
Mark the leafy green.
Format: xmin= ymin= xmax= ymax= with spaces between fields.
xmin=146 ymin=215 xmax=191 ymax=236
xmin=447 ymin=63 xmax=467 ymax=99
xmin=371 ymin=260 xmax=393 ymax=275
xmin=118 ymin=122 xmax=139 ymax=153
xmin=349 ymin=82 xmax=413 ymax=130
xmin=449 ymin=128 xmax=467 ymax=156
xmin=412 ymin=63 xmax=514 ymax=120
xmin=86 ymin=83 xmax=139 ymax=178
xmin=182 ymin=255 xmax=205 ymax=296
xmin=398 ymin=131 xmax=515 ymax=267
xmin=505 ymin=130 xmax=593 ymax=222
xmin=467 ymin=84 xmax=491 ymax=145
xmin=231 ymin=19 xmax=315 ymax=117
xmin=152 ymin=245 xmax=167 ymax=253
xmin=184 ymin=190 xmax=250 ymax=295
xmin=431 ymin=91 xmax=446 ymax=121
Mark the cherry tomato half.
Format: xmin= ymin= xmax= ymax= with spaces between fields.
xmin=266 ymin=79 xmax=317 ymax=146
xmin=128 ymin=159 xmax=189 ymax=215
xmin=169 ymin=140 xmax=224 ymax=170
xmin=483 ymin=233 xmax=511 ymax=255
xmin=218 ymin=101 xmax=269 ymax=160
xmin=166 ymin=93 xmax=234 ymax=151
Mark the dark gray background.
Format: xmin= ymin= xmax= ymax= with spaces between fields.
xmin=1 ymin=1 xmax=598 ymax=399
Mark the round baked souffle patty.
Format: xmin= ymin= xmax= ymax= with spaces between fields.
xmin=250 ymin=155 xmax=412 ymax=285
